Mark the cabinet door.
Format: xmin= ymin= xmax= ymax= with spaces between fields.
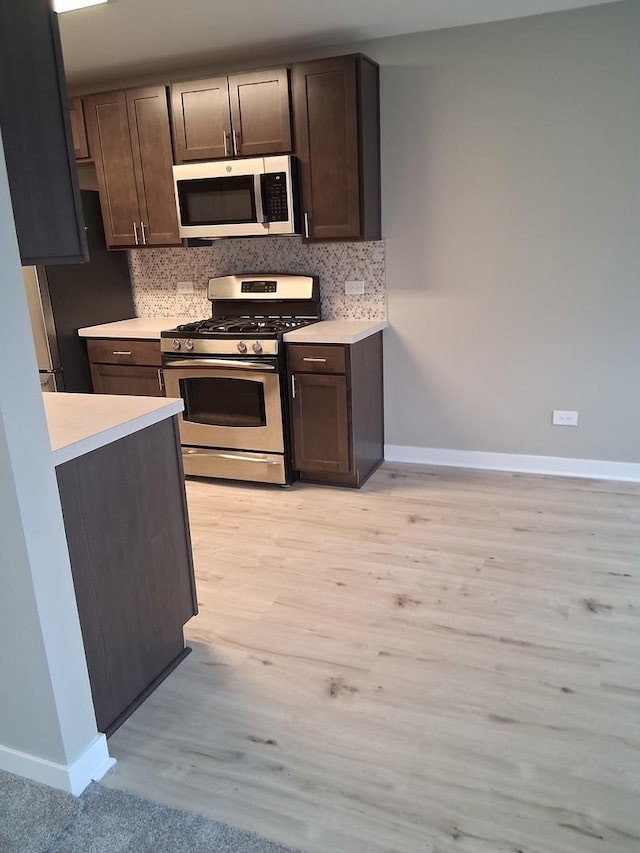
xmin=126 ymin=85 xmax=181 ymax=246
xmin=56 ymin=418 xmax=196 ymax=734
xmin=0 ymin=2 xmax=87 ymax=264
xmin=228 ymin=68 xmax=291 ymax=157
xmin=90 ymin=363 xmax=164 ymax=397
xmin=291 ymin=372 xmax=350 ymax=473
xmin=171 ymin=77 xmax=232 ymax=162
xmin=84 ymin=90 xmax=141 ymax=248
xmin=293 ymin=56 xmax=360 ymax=240
xmin=68 ymin=97 xmax=90 ymax=160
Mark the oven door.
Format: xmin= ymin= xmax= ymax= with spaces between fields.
xmin=163 ymin=358 xmax=284 ymax=453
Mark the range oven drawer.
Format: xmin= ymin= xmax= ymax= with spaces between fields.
xmin=287 ymin=344 xmax=346 ymax=374
xmin=182 ymin=447 xmax=286 ymax=484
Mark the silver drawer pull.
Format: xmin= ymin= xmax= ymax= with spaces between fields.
xmin=112 ymin=351 xmax=132 ymax=356
xmin=302 ymin=357 xmax=327 ymax=363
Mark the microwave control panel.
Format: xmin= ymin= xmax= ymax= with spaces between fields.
xmin=261 ymin=172 xmax=289 ymax=222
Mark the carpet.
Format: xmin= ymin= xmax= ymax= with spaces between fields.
xmin=0 ymin=770 xmax=300 ymax=853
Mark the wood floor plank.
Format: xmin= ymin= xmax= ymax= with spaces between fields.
xmin=104 ymin=464 xmax=640 ymax=852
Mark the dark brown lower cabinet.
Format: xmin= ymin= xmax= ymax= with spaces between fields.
xmin=288 ymin=332 xmax=384 ymax=487
xmin=291 ymin=373 xmax=350 ymax=474
xmin=87 ymin=338 xmax=164 ymax=396
xmin=90 ymin=363 xmax=164 ymax=397
xmin=56 ymin=417 xmax=197 ymax=736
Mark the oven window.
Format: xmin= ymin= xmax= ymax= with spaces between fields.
xmin=177 ymin=176 xmax=257 ymax=226
xmin=180 ymin=377 xmax=266 ymax=428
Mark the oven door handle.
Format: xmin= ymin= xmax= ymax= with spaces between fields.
xmin=164 ymin=358 xmax=276 ymax=371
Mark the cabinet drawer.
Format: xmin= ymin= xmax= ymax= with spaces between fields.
xmin=288 ymin=345 xmax=346 ymax=374
xmin=87 ymin=338 xmax=162 ymax=366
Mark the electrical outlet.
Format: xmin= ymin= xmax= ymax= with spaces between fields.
xmin=345 ymin=279 xmax=365 ymax=295
xmin=552 ymin=410 xmax=579 ymax=426
xmin=177 ymin=281 xmax=194 ymax=295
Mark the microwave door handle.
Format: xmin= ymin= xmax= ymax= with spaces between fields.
xmin=254 ymin=173 xmax=266 ymax=226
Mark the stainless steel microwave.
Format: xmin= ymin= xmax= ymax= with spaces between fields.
xmin=172 ymin=155 xmax=299 ymax=239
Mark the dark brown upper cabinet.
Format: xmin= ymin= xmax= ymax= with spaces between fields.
xmin=171 ymin=68 xmax=292 ymax=163
xmin=292 ymin=54 xmax=381 ymax=242
xmin=84 ymin=85 xmax=180 ymax=249
xmin=0 ymin=2 xmax=87 ymax=265
xmin=69 ymin=97 xmax=91 ymax=161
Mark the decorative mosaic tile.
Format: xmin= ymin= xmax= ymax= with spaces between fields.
xmin=128 ymin=238 xmax=386 ymax=321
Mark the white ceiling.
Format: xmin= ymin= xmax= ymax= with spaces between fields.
xmin=59 ymin=0 xmax=621 ymax=86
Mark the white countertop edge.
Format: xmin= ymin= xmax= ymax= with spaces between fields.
xmin=50 ymin=398 xmax=184 ymax=466
xmin=283 ymin=319 xmax=388 ymax=345
xmin=78 ymin=318 xmax=192 ymax=340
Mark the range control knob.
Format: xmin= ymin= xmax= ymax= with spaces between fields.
xmin=172 ymin=339 xmax=181 ymax=350
xmin=252 ymin=341 xmax=263 ymax=354
xmin=185 ymin=339 xmax=194 ymax=351
xmin=237 ymin=340 xmax=248 ymax=354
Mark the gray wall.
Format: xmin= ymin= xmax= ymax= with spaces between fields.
xmin=363 ymin=0 xmax=640 ymax=461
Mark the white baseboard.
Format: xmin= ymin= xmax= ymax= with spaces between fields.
xmin=384 ymin=445 xmax=640 ymax=482
xmin=0 ymin=735 xmax=115 ymax=796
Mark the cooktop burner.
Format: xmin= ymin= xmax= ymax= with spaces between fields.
xmin=168 ymin=317 xmax=316 ymax=338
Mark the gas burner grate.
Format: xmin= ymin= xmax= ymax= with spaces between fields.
xmin=174 ymin=317 xmax=317 ymax=336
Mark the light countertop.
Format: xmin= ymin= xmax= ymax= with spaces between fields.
xmin=283 ymin=319 xmax=388 ymax=345
xmin=78 ymin=318 xmax=190 ymax=340
xmin=44 ymin=393 xmax=184 ymax=466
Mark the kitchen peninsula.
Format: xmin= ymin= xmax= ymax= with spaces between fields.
xmin=44 ymin=393 xmax=197 ymax=736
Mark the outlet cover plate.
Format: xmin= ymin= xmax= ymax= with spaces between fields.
xmin=345 ymin=279 xmax=365 ymax=295
xmin=177 ymin=281 xmax=194 ymax=295
xmin=552 ymin=410 xmax=579 ymax=426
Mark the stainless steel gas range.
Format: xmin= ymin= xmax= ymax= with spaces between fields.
xmin=161 ymin=274 xmax=320 ymax=485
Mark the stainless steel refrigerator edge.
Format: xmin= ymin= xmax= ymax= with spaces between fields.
xmin=22 ymin=190 xmax=136 ymax=393
xmin=22 ymin=265 xmax=62 ymax=392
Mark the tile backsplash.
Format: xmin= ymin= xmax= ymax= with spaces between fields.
xmin=129 ymin=238 xmax=386 ymax=320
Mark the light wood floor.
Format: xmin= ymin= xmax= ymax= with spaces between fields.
xmin=104 ymin=464 xmax=640 ymax=853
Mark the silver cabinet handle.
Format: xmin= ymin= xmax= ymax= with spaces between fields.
xmin=165 ymin=358 xmax=275 ymax=371
xmin=303 ymin=212 xmax=310 ymax=239
xmin=291 ymin=374 xmax=297 ymax=398
xmin=302 ymin=357 xmax=327 ymax=363
xmin=223 ymin=132 xmax=228 ymax=157
xmin=232 ymin=129 xmax=239 ymax=156
xmin=140 ymin=221 xmax=147 ymax=245
xmin=133 ymin=222 xmax=139 ymax=245
xmin=157 ymin=368 xmax=164 ymax=391
xmin=112 ymin=350 xmax=132 ymax=356
xmin=215 ymin=453 xmax=280 ymax=465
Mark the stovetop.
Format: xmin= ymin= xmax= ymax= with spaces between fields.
xmin=161 ymin=273 xmax=320 ymax=356
xmin=162 ymin=316 xmax=316 ymax=339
